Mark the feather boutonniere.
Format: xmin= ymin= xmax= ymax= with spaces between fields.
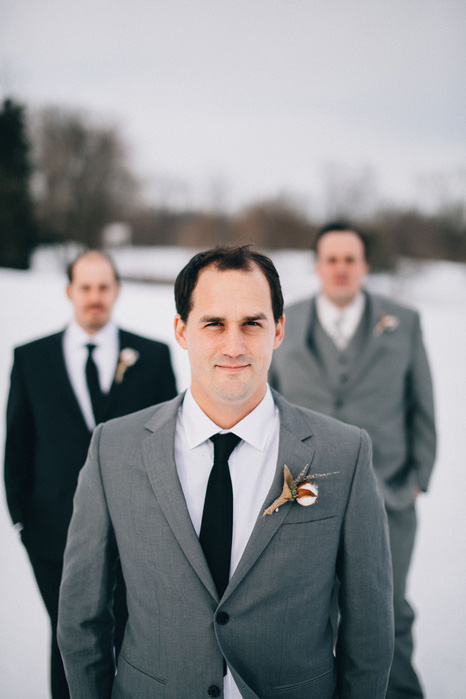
xmin=263 ymin=465 xmax=339 ymax=516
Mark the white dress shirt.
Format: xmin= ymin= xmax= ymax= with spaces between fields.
xmin=175 ymin=386 xmax=280 ymax=699
xmin=316 ymin=291 xmax=366 ymax=350
xmin=63 ymin=321 xmax=119 ymax=430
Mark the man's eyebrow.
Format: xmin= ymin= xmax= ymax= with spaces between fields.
xmin=198 ymin=315 xmax=224 ymax=323
xmin=243 ymin=313 xmax=268 ymax=322
xmin=198 ymin=313 xmax=268 ymax=323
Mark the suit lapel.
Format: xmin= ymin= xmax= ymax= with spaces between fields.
xmin=343 ymin=292 xmax=387 ymax=389
xmin=223 ymin=393 xmax=316 ymax=602
xmin=292 ymin=299 xmax=335 ymax=394
xmin=51 ymin=332 xmax=91 ymax=433
xmin=141 ymin=395 xmax=218 ymax=601
xmin=101 ymin=328 xmax=125 ymax=418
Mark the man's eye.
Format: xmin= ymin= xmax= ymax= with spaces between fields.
xmin=245 ymin=321 xmax=261 ymax=327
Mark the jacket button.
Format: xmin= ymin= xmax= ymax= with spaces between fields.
xmin=208 ymin=685 xmax=221 ymax=697
xmin=216 ymin=611 xmax=229 ymax=625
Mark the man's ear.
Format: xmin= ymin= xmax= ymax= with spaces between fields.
xmin=65 ymin=284 xmax=72 ymax=300
xmin=273 ymin=314 xmax=285 ymax=350
xmin=174 ymin=314 xmax=188 ymax=349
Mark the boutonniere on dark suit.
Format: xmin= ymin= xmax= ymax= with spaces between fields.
xmin=373 ymin=313 xmax=399 ymax=336
xmin=115 ymin=348 xmax=139 ymax=383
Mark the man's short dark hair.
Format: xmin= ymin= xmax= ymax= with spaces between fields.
xmin=67 ymin=250 xmax=121 ymax=284
xmin=314 ymin=221 xmax=370 ymax=262
xmin=175 ymin=245 xmax=284 ymax=323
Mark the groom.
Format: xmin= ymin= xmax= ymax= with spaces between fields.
xmin=58 ymin=245 xmax=394 ymax=698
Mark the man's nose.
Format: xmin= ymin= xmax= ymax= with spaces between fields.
xmin=335 ymin=261 xmax=348 ymax=274
xmin=88 ymin=288 xmax=103 ymax=303
xmin=221 ymin=326 xmax=245 ymax=356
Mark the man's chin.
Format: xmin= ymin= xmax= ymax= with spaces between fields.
xmin=213 ymin=382 xmax=253 ymax=405
xmin=81 ymin=317 xmax=108 ymax=333
xmin=330 ymin=290 xmax=356 ymax=307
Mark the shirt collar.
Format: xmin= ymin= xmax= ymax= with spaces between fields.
xmin=180 ymin=386 xmax=277 ymax=452
xmin=65 ymin=320 xmax=119 ymax=348
xmin=316 ymin=290 xmax=365 ymax=323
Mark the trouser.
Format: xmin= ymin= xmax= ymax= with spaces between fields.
xmin=386 ymin=505 xmax=424 ymax=699
xmin=27 ymin=550 xmax=128 ymax=699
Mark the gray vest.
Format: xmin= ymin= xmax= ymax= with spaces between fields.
xmin=307 ymin=305 xmax=370 ymax=411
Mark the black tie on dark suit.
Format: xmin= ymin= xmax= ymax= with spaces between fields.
xmin=199 ymin=433 xmax=241 ymax=600
xmin=85 ymin=343 xmax=104 ymax=424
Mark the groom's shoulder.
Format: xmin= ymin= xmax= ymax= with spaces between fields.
xmin=273 ymin=389 xmax=364 ymax=446
xmin=99 ymin=393 xmax=182 ymax=439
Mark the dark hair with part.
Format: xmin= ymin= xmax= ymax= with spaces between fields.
xmin=66 ymin=250 xmax=120 ymax=284
xmin=174 ymin=245 xmax=284 ymax=323
xmin=314 ymin=220 xmax=370 ymax=261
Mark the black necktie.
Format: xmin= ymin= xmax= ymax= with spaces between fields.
xmin=85 ymin=343 xmax=104 ymax=424
xmin=199 ymin=433 xmax=241 ymax=599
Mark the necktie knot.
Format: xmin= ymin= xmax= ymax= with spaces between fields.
xmin=210 ymin=432 xmax=241 ymax=463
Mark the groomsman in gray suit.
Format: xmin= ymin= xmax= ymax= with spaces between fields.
xmin=58 ymin=245 xmax=394 ymax=698
xmin=270 ymin=223 xmax=437 ymax=698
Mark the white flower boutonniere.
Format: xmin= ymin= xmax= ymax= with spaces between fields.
xmin=263 ymin=465 xmax=339 ymax=516
xmin=115 ymin=348 xmax=139 ymax=383
xmin=373 ymin=313 xmax=399 ymax=336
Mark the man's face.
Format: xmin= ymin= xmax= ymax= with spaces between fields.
xmin=66 ymin=254 xmax=120 ymax=334
xmin=315 ymin=231 xmax=369 ymax=307
xmin=174 ymin=264 xmax=284 ymax=422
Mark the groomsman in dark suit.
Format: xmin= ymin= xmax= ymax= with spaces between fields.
xmin=270 ymin=222 xmax=437 ymax=698
xmin=4 ymin=250 xmax=177 ymax=699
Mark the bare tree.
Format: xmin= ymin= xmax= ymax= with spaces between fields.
xmin=0 ymin=98 xmax=37 ymax=268
xmin=30 ymin=107 xmax=139 ymax=248
xmin=233 ymin=197 xmax=314 ymax=249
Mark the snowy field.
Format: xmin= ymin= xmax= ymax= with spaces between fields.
xmin=0 ymin=248 xmax=465 ymax=698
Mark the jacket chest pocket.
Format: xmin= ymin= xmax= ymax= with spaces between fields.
xmin=278 ymin=515 xmax=339 ymax=541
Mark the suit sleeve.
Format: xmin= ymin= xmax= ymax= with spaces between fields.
xmin=4 ymin=349 xmax=35 ymax=526
xmin=406 ymin=314 xmax=436 ymax=491
xmin=335 ymin=430 xmax=394 ymax=698
xmin=58 ymin=424 xmax=117 ymax=699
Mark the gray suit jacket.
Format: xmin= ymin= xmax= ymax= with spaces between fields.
xmin=58 ymin=391 xmax=394 ymax=699
xmin=270 ymin=293 xmax=436 ymax=510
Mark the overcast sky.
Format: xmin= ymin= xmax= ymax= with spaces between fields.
xmin=1 ymin=0 xmax=465 ymax=216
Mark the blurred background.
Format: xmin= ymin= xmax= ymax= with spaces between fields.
xmin=1 ymin=1 xmax=465 ymax=697
xmin=1 ymin=0 xmax=466 ymax=269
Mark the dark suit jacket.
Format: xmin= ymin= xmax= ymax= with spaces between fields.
xmin=270 ymin=292 xmax=436 ymax=509
xmin=4 ymin=328 xmax=177 ymax=560
xmin=58 ymin=391 xmax=394 ymax=699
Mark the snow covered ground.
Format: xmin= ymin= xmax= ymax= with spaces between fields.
xmin=0 ymin=249 xmax=465 ymax=698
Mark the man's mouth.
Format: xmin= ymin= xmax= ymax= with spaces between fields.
xmin=216 ymin=364 xmax=249 ymax=372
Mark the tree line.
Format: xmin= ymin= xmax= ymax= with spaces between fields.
xmin=1 ymin=97 xmax=465 ymax=271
